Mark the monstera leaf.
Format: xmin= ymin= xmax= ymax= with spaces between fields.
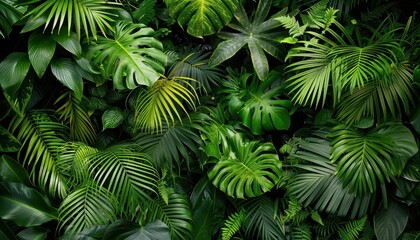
xmin=164 ymin=0 xmax=239 ymax=38
xmin=209 ymin=0 xmax=286 ymax=80
xmin=207 ymin=133 xmax=282 ymax=198
xmin=87 ymin=20 xmax=167 ymax=90
xmin=219 ymin=70 xmax=291 ymax=135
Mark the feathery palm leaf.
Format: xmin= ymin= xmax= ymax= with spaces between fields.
xmin=58 ymin=183 xmax=117 ymax=237
xmin=88 ymin=143 xmax=159 ymax=211
xmin=9 ymin=110 xmax=69 ymax=198
xmin=20 ymin=0 xmax=121 ymax=40
xmin=141 ymin=188 xmax=193 ymax=240
xmin=336 ymin=61 xmax=415 ymax=124
xmin=55 ymin=91 xmax=96 ymax=145
xmin=242 ymin=195 xmax=285 ymax=240
xmin=134 ymin=75 xmax=198 ymax=133
xmin=134 ymin=120 xmax=201 ymax=169
xmin=87 ymin=20 xmax=167 ymax=90
xmin=207 ymin=133 xmax=282 ymax=199
xmin=287 ymin=130 xmax=373 ymax=218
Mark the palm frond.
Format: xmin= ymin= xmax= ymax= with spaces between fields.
xmin=134 ymin=76 xmax=198 ymax=133
xmin=9 ymin=110 xmax=69 ymax=198
xmin=134 ymin=120 xmax=201 ymax=170
xmin=290 ymin=225 xmax=312 ymax=240
xmin=242 ymin=195 xmax=284 ymax=240
xmin=221 ymin=210 xmax=245 ymax=240
xmin=287 ymin=130 xmax=372 ymax=218
xmin=141 ymin=188 xmax=193 ymax=240
xmin=21 ymin=0 xmax=121 ymax=40
xmin=132 ymin=0 xmax=157 ymax=25
xmin=55 ymin=91 xmax=96 ymax=145
xmin=58 ymin=182 xmax=117 ymax=237
xmin=0 ymin=0 xmax=22 ymax=38
xmin=88 ymin=143 xmax=159 ymax=212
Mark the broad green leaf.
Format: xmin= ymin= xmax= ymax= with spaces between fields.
xmin=101 ymin=107 xmax=124 ymax=131
xmin=374 ymin=202 xmax=409 ymax=240
xmin=51 ymin=31 xmax=81 ymax=57
xmin=0 ymin=155 xmax=30 ymax=185
xmin=3 ymin=75 xmax=33 ymax=117
xmin=165 ymin=0 xmax=239 ymax=38
xmin=50 ymin=58 xmax=83 ymax=100
xmin=0 ymin=52 xmax=31 ymax=96
xmin=28 ymin=31 xmax=56 ymax=78
xmin=0 ymin=0 xmax=22 ymax=38
xmin=0 ymin=182 xmax=57 ymax=227
xmin=103 ymin=220 xmax=170 ymax=240
xmin=16 ymin=227 xmax=48 ymax=240
xmin=207 ymin=134 xmax=282 ymax=198
xmin=0 ymin=218 xmax=18 ymax=240
xmin=88 ymin=21 xmax=166 ymax=89
xmin=0 ymin=126 xmax=21 ymax=152
xmin=208 ymin=0 xmax=284 ymax=80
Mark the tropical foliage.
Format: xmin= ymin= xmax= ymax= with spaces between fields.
xmin=0 ymin=0 xmax=419 ymax=239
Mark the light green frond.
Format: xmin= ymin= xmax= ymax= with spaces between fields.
xmin=9 ymin=110 xmax=69 ymax=198
xmin=222 ymin=210 xmax=245 ymax=240
xmin=55 ymin=91 xmax=96 ymax=145
xmin=338 ymin=216 xmax=367 ymax=240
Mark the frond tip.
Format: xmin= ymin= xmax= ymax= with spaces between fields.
xmin=222 ymin=210 xmax=245 ymax=240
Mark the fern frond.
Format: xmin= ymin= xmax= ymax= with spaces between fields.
xmin=360 ymin=2 xmax=396 ymax=22
xmin=277 ymin=16 xmax=307 ymax=38
xmin=222 ymin=210 xmax=245 ymax=240
xmin=282 ymin=197 xmax=302 ymax=223
xmin=314 ymin=217 xmax=341 ymax=237
xmin=338 ymin=216 xmax=367 ymax=240
xmin=306 ymin=0 xmax=329 ymax=27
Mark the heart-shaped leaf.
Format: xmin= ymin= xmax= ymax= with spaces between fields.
xmin=374 ymin=201 xmax=409 ymax=240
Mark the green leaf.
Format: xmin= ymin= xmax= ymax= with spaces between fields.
xmin=165 ymin=0 xmax=239 ymax=38
xmin=50 ymin=58 xmax=83 ymax=100
xmin=3 ymin=75 xmax=33 ymax=117
xmin=0 ymin=126 xmax=21 ymax=152
xmin=101 ymin=107 xmax=124 ymax=131
xmin=374 ymin=202 xmax=409 ymax=240
xmin=0 ymin=218 xmax=18 ymax=240
xmin=413 ymin=65 xmax=420 ymax=83
xmin=208 ymin=0 xmax=284 ymax=80
xmin=88 ymin=21 xmax=166 ymax=89
xmin=0 ymin=155 xmax=30 ymax=185
xmin=51 ymin=31 xmax=82 ymax=57
xmin=103 ymin=220 xmax=170 ymax=240
xmin=0 ymin=182 xmax=57 ymax=227
xmin=222 ymin=210 xmax=244 ymax=240
xmin=28 ymin=31 xmax=56 ymax=78
xmin=16 ymin=227 xmax=49 ymax=240
xmin=0 ymin=0 xmax=22 ymax=38
xmin=0 ymin=52 xmax=31 ymax=96
xmin=207 ymin=134 xmax=282 ymax=198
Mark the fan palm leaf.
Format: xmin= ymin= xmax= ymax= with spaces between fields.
xmin=88 ymin=143 xmax=159 ymax=212
xmin=135 ymin=75 xmax=198 ymax=133
xmin=55 ymin=91 xmax=96 ymax=145
xmin=87 ymin=20 xmax=167 ymax=89
xmin=20 ymin=0 xmax=121 ymax=40
xmin=141 ymin=188 xmax=193 ymax=240
xmin=287 ymin=130 xmax=372 ymax=218
xmin=9 ymin=110 xmax=69 ymax=198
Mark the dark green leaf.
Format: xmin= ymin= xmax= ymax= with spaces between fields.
xmin=16 ymin=227 xmax=48 ymax=240
xmin=3 ymin=75 xmax=33 ymax=117
xmin=28 ymin=31 xmax=56 ymax=78
xmin=102 ymin=107 xmax=124 ymax=130
xmin=374 ymin=202 xmax=409 ymax=240
xmin=0 ymin=52 xmax=31 ymax=96
xmin=50 ymin=58 xmax=83 ymax=100
xmin=0 ymin=126 xmax=21 ymax=152
xmin=52 ymin=31 xmax=82 ymax=57
xmin=0 ymin=182 xmax=57 ymax=227
xmin=413 ymin=65 xmax=420 ymax=83
xmin=0 ymin=217 xmax=18 ymax=240
xmin=0 ymin=155 xmax=30 ymax=185
xmin=103 ymin=220 xmax=170 ymax=240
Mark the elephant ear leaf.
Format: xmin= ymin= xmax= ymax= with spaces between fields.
xmin=165 ymin=0 xmax=239 ymax=38
xmin=374 ymin=201 xmax=409 ymax=240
